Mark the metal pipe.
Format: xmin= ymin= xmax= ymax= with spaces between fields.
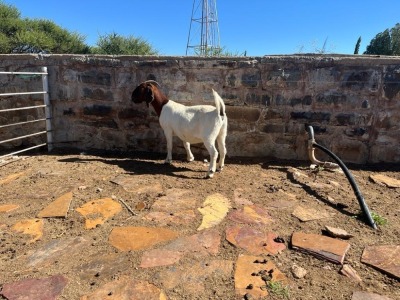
xmin=41 ymin=67 xmax=53 ymax=152
xmin=0 ymin=131 xmax=47 ymax=144
xmin=0 ymin=91 xmax=47 ymax=97
xmin=305 ymin=125 xmax=377 ymax=229
xmin=0 ymin=143 xmax=47 ymax=160
xmin=0 ymin=118 xmax=46 ymax=129
xmin=0 ymin=105 xmax=46 ymax=113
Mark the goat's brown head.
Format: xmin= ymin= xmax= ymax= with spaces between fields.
xmin=131 ymin=80 xmax=161 ymax=108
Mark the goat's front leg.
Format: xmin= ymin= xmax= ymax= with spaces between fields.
xmin=164 ymin=129 xmax=173 ymax=164
xmin=183 ymin=141 xmax=195 ymax=162
xmin=204 ymin=141 xmax=218 ymax=178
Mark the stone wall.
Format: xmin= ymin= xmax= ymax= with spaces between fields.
xmin=0 ymin=54 xmax=399 ymax=164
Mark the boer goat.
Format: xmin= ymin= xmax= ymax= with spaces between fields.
xmin=131 ymin=80 xmax=227 ymax=178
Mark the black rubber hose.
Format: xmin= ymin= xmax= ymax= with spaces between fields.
xmin=305 ymin=125 xmax=377 ymax=229
xmin=312 ymin=143 xmax=377 ymax=229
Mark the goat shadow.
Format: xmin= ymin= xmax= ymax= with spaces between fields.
xmin=56 ymin=150 xmax=208 ymax=180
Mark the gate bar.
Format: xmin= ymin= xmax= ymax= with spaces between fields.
xmin=0 ymin=118 xmax=47 ymax=129
xmin=0 ymin=143 xmax=47 ymax=160
xmin=0 ymin=131 xmax=47 ymax=144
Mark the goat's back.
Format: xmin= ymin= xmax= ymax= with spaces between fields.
xmin=159 ymin=100 xmax=225 ymax=144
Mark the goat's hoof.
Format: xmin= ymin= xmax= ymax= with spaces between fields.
xmin=206 ymin=171 xmax=215 ymax=179
xmin=187 ymin=157 xmax=195 ymax=162
xmin=217 ymin=166 xmax=224 ymax=172
xmin=164 ymin=159 xmax=172 ymax=164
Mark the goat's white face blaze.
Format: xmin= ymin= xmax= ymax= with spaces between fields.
xmin=131 ymin=82 xmax=228 ymax=178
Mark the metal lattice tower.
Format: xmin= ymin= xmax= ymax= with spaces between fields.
xmin=186 ymin=0 xmax=221 ymax=56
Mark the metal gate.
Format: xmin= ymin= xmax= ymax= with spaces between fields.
xmin=0 ymin=67 xmax=53 ymax=161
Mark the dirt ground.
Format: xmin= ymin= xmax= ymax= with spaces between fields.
xmin=0 ymin=148 xmax=399 ymax=300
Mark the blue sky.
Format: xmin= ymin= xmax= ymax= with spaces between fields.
xmin=5 ymin=0 xmax=400 ymax=56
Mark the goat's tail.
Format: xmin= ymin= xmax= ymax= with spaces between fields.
xmin=212 ymin=89 xmax=226 ymax=119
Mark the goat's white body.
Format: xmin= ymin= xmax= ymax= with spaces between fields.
xmin=159 ymin=90 xmax=227 ymax=178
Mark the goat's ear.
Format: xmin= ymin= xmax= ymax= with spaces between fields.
xmin=145 ymin=85 xmax=154 ymax=107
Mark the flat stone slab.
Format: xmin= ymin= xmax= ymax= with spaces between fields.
xmin=37 ymin=191 xmax=73 ymax=218
xmin=140 ymin=229 xmax=220 ymax=268
xmin=143 ymin=210 xmax=197 ymax=226
xmin=340 ymin=264 xmax=362 ymax=282
xmin=197 ymin=193 xmax=231 ymax=230
xmin=228 ymin=205 xmax=273 ymax=225
xmin=226 ymin=224 xmax=286 ymax=255
xmin=1 ymin=275 xmax=68 ymax=300
xmin=0 ymin=170 xmax=28 ymax=185
xmin=28 ymin=236 xmax=90 ymax=267
xmin=361 ymin=245 xmax=400 ymax=279
xmin=109 ymin=226 xmax=178 ymax=251
xmin=352 ymin=291 xmax=394 ymax=300
xmin=76 ymin=198 xmax=122 ymax=229
xmin=325 ymin=225 xmax=353 ymax=239
xmin=0 ymin=204 xmax=19 ymax=213
xmin=157 ymin=260 xmax=233 ymax=294
xmin=111 ymin=175 xmax=163 ymax=194
xmin=292 ymin=232 xmax=350 ymax=264
xmin=11 ymin=218 xmax=44 ymax=243
xmin=76 ymin=252 xmax=130 ymax=280
xmin=292 ymin=205 xmax=332 ymax=222
xmin=151 ymin=188 xmax=196 ymax=211
xmin=369 ymin=174 xmax=400 ymax=188
xmin=233 ymin=188 xmax=254 ymax=206
xmin=234 ymin=254 xmax=288 ymax=299
xmin=81 ymin=276 xmax=167 ymax=300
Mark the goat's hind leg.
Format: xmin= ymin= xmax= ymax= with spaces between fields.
xmin=204 ymin=141 xmax=218 ymax=178
xmin=216 ymin=124 xmax=227 ymax=172
xmin=183 ymin=141 xmax=195 ymax=162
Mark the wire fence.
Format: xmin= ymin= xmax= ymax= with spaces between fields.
xmin=0 ymin=67 xmax=52 ymax=161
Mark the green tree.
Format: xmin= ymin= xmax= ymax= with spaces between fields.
xmin=0 ymin=1 xmax=89 ymax=54
xmin=354 ymin=36 xmax=361 ymax=54
xmin=364 ymin=23 xmax=400 ymax=55
xmin=91 ymin=32 xmax=158 ymax=55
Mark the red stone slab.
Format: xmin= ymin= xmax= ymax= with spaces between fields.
xmin=226 ymin=224 xmax=286 ymax=255
xmin=291 ymin=232 xmax=350 ymax=264
xmin=234 ymin=254 xmax=288 ymax=299
xmin=228 ymin=205 xmax=273 ymax=225
xmin=109 ymin=226 xmax=178 ymax=251
xmin=369 ymin=174 xmax=400 ymax=188
xmin=1 ymin=275 xmax=68 ymax=300
xmin=0 ymin=204 xmax=19 ymax=213
xmin=143 ymin=210 xmax=197 ymax=226
xmin=111 ymin=175 xmax=163 ymax=194
xmin=81 ymin=276 xmax=167 ymax=300
xmin=157 ymin=260 xmax=233 ymax=293
xmin=361 ymin=245 xmax=400 ymax=279
xmin=12 ymin=218 xmax=44 ymax=243
xmin=76 ymin=252 xmax=130 ymax=280
xmin=352 ymin=291 xmax=393 ymax=300
xmin=151 ymin=188 xmax=196 ymax=212
xmin=292 ymin=206 xmax=331 ymax=222
xmin=37 ymin=191 xmax=73 ymax=218
xmin=0 ymin=170 xmax=28 ymax=185
xmin=28 ymin=236 xmax=90 ymax=267
xmin=140 ymin=229 xmax=220 ymax=268
xmin=233 ymin=188 xmax=254 ymax=206
xmin=76 ymin=198 xmax=122 ymax=229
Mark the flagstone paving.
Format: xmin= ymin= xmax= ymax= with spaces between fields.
xmin=291 ymin=232 xmax=351 ymax=264
xmin=1 ymin=275 xmax=68 ymax=300
xmin=361 ymin=245 xmax=400 ymax=280
xmin=0 ymin=153 xmax=399 ymax=299
xmin=37 ymin=191 xmax=73 ymax=218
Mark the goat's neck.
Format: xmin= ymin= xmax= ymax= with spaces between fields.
xmin=151 ymin=90 xmax=169 ymax=117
